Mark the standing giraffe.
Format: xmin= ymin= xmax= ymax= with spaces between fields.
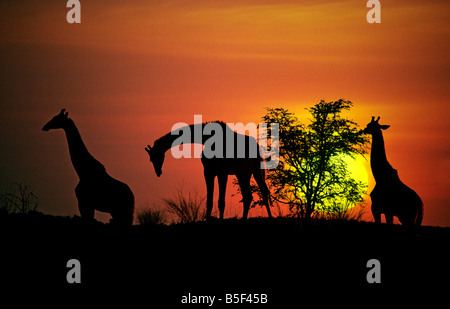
xmin=364 ymin=116 xmax=423 ymax=225
xmin=42 ymin=109 xmax=135 ymax=226
xmin=145 ymin=122 xmax=272 ymax=220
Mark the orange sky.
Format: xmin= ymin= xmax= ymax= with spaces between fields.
xmin=1 ymin=0 xmax=449 ymax=225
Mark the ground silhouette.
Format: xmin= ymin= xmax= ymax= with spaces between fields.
xmin=1 ymin=211 xmax=448 ymax=305
xmin=42 ymin=109 xmax=135 ymax=226
xmin=145 ymin=122 xmax=272 ymax=219
xmin=364 ymin=116 xmax=423 ymax=225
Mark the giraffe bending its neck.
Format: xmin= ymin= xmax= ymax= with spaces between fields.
xmin=145 ymin=122 xmax=272 ymax=220
xmin=43 ymin=109 xmax=135 ymax=226
xmin=364 ymin=116 xmax=423 ymax=226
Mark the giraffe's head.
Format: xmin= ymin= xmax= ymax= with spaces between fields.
xmin=42 ymin=109 xmax=69 ymax=131
xmin=145 ymin=144 xmax=165 ymax=177
xmin=363 ymin=116 xmax=390 ymax=135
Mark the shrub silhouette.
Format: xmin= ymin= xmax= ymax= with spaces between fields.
xmin=163 ymin=186 xmax=206 ymax=224
xmin=0 ymin=183 xmax=39 ymax=214
xmin=137 ymin=207 xmax=167 ymax=225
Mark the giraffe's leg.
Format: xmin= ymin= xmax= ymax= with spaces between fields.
xmin=204 ymin=169 xmax=215 ymax=220
xmin=253 ymin=169 xmax=272 ymax=218
xmin=78 ymin=202 xmax=94 ymax=220
xmin=111 ymin=183 xmax=135 ymax=226
xmin=398 ymin=204 xmax=417 ymax=226
xmin=237 ymin=173 xmax=252 ymax=220
xmin=75 ymin=183 xmax=95 ymax=221
xmin=385 ymin=213 xmax=394 ymax=225
xmin=371 ymin=203 xmax=381 ymax=224
xmin=217 ymin=173 xmax=228 ymax=220
xmin=398 ymin=215 xmax=408 ymax=226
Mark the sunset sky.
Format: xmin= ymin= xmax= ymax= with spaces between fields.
xmin=1 ymin=0 xmax=449 ymax=226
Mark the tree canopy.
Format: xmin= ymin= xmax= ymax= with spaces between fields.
xmin=261 ymin=99 xmax=369 ymax=218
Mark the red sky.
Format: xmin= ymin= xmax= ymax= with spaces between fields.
xmin=1 ymin=0 xmax=449 ymax=225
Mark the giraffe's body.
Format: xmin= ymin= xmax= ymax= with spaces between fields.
xmin=43 ymin=109 xmax=135 ymax=225
xmin=146 ymin=122 xmax=272 ymax=220
xmin=364 ymin=117 xmax=423 ymax=225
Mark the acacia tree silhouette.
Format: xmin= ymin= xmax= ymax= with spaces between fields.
xmin=262 ymin=99 xmax=369 ymax=219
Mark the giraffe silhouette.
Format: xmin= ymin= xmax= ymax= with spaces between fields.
xmin=364 ymin=116 xmax=423 ymax=226
xmin=145 ymin=122 xmax=272 ymax=220
xmin=42 ymin=109 xmax=135 ymax=226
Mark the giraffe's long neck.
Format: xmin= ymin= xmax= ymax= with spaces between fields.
xmin=155 ymin=123 xmax=207 ymax=153
xmin=156 ymin=122 xmax=260 ymax=159
xmin=370 ymin=130 xmax=394 ymax=182
xmin=63 ymin=119 xmax=105 ymax=180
